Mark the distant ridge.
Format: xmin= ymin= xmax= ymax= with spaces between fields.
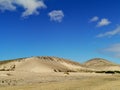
xmin=84 ymin=58 xmax=116 ymax=67
xmin=84 ymin=58 xmax=120 ymax=71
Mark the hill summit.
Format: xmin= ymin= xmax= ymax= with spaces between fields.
xmin=84 ymin=58 xmax=116 ymax=67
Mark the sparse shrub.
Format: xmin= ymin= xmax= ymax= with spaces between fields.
xmin=105 ymin=71 xmax=115 ymax=74
xmin=114 ymin=71 xmax=120 ymax=74
xmin=2 ymin=80 xmax=4 ymax=83
xmin=53 ymin=69 xmax=57 ymax=72
xmin=95 ymin=70 xmax=120 ymax=74
xmin=66 ymin=70 xmax=74 ymax=72
xmin=64 ymin=71 xmax=69 ymax=75
xmin=58 ymin=69 xmax=62 ymax=72
xmin=95 ymin=71 xmax=106 ymax=73
xmin=6 ymin=73 xmax=12 ymax=76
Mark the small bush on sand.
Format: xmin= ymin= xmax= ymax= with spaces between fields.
xmin=53 ymin=69 xmax=57 ymax=72
xmin=64 ymin=72 xmax=69 ymax=75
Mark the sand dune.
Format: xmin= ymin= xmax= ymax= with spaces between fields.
xmin=84 ymin=58 xmax=120 ymax=71
xmin=0 ymin=56 xmax=90 ymax=73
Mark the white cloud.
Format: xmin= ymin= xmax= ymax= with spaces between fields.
xmin=102 ymin=43 xmax=120 ymax=58
xmin=0 ymin=0 xmax=16 ymax=11
xmin=48 ymin=10 xmax=64 ymax=22
xmin=97 ymin=26 xmax=120 ymax=38
xmin=97 ymin=18 xmax=111 ymax=27
xmin=0 ymin=0 xmax=46 ymax=17
xmin=90 ymin=16 xmax=99 ymax=22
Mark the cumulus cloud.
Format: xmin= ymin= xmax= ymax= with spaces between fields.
xmin=101 ymin=43 xmax=120 ymax=58
xmin=48 ymin=10 xmax=64 ymax=22
xmin=97 ymin=18 xmax=111 ymax=27
xmin=90 ymin=16 xmax=99 ymax=22
xmin=97 ymin=26 xmax=120 ymax=38
xmin=0 ymin=0 xmax=46 ymax=17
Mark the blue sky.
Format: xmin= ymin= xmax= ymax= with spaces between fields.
xmin=0 ymin=0 xmax=120 ymax=63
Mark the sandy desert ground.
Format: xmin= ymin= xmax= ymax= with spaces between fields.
xmin=0 ymin=72 xmax=120 ymax=90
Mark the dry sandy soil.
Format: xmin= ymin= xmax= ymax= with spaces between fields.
xmin=0 ymin=72 xmax=120 ymax=90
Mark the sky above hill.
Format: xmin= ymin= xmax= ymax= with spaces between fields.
xmin=0 ymin=0 xmax=120 ymax=63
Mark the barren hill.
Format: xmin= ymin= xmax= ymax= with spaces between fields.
xmin=0 ymin=56 xmax=91 ymax=73
xmin=84 ymin=58 xmax=115 ymax=67
xmin=84 ymin=58 xmax=120 ymax=71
